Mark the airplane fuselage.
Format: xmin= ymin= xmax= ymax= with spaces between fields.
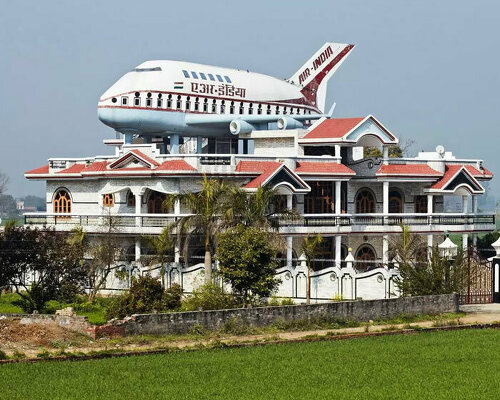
xmin=98 ymin=60 xmax=321 ymax=138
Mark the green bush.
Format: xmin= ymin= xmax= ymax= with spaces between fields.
xmin=42 ymin=300 xmax=63 ymax=314
xmin=181 ymin=283 xmax=237 ymax=311
xmin=0 ymin=350 xmax=7 ymax=360
xmin=281 ymin=298 xmax=294 ymax=306
xmin=11 ymin=351 xmax=26 ymax=359
xmin=267 ymin=296 xmax=281 ymax=306
xmin=106 ymin=277 xmax=183 ymax=320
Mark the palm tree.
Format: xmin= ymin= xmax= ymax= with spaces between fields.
xmin=300 ymin=234 xmax=323 ymax=304
xmin=142 ymin=227 xmax=174 ymax=288
xmin=224 ymin=185 xmax=299 ymax=230
xmin=165 ymin=175 xmax=230 ymax=283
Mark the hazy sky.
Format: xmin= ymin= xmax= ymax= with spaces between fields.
xmin=1 ymin=0 xmax=499 ymax=197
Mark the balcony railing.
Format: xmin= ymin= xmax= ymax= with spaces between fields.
xmin=24 ymin=212 xmax=496 ymax=229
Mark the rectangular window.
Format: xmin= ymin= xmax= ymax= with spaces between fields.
xmin=167 ymin=99 xmax=172 ymax=108
xmin=203 ymin=102 xmax=208 ymax=112
xmin=220 ymin=104 xmax=225 ymax=113
xmin=212 ymin=102 xmax=216 ymax=113
xmin=216 ymin=74 xmax=223 ymax=82
xmin=200 ymin=73 xmax=207 ymax=80
xmin=191 ymin=71 xmax=198 ymax=79
xmin=185 ymin=100 xmax=190 ymax=110
xmin=157 ymin=99 xmax=162 ymax=107
xmin=230 ymin=105 xmax=235 ymax=114
xmin=146 ymin=98 xmax=152 ymax=107
xmin=134 ymin=97 xmax=140 ymax=106
xmin=121 ymin=96 xmax=128 ymax=106
xmin=182 ymin=70 xmax=189 ymax=78
xmin=224 ymin=76 xmax=231 ymax=83
xmin=208 ymin=74 xmax=215 ymax=81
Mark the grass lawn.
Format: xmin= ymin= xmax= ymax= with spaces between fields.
xmin=1 ymin=329 xmax=499 ymax=399
xmin=0 ymin=293 xmax=23 ymax=314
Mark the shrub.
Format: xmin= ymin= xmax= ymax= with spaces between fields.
xmin=163 ymin=283 xmax=183 ymax=310
xmin=11 ymin=351 xmax=26 ymax=359
xmin=281 ymin=298 xmax=294 ymax=306
xmin=267 ymin=296 xmax=281 ymax=306
xmin=181 ymin=283 xmax=237 ymax=311
xmin=0 ymin=350 xmax=7 ymax=360
xmin=42 ymin=300 xmax=63 ymax=314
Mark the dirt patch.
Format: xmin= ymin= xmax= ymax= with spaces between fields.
xmin=0 ymin=318 xmax=90 ymax=354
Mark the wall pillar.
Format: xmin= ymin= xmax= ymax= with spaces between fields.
xmin=170 ymin=134 xmax=180 ymax=154
xmin=493 ymin=258 xmax=500 ymax=303
xmin=335 ymin=235 xmax=342 ymax=268
xmin=462 ymin=195 xmax=468 ymax=213
xmin=471 ymin=195 xmax=478 ymax=214
xmin=427 ymin=234 xmax=433 ymax=259
xmin=383 ymin=146 xmax=389 ymax=165
xmin=427 ymin=194 xmax=434 ymax=213
xmin=335 ymin=181 xmax=341 ymax=214
xmin=135 ymin=238 xmax=141 ymax=262
xmin=382 ymin=234 xmax=389 ymax=266
xmin=196 ymin=136 xmax=203 ymax=154
xmin=135 ymin=193 xmax=142 ymax=227
xmin=174 ymin=198 xmax=181 ymax=216
xmin=383 ymin=181 xmax=389 ymax=214
xmin=286 ymin=194 xmax=293 ymax=210
xmin=462 ymin=233 xmax=468 ymax=250
xmin=286 ymin=236 xmax=293 ymax=268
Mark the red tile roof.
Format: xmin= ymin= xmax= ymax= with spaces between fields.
xmin=464 ymin=165 xmax=493 ymax=179
xmin=236 ymin=161 xmax=283 ymax=188
xmin=377 ymin=164 xmax=441 ymax=177
xmin=130 ymin=149 xmax=160 ymax=167
xmin=109 ymin=150 xmax=160 ymax=169
xmin=83 ymin=161 xmax=109 ymax=172
xmin=295 ymin=162 xmax=355 ymax=175
xmin=57 ymin=163 xmax=87 ymax=174
xmin=157 ymin=160 xmax=196 ymax=171
xmin=25 ymin=165 xmax=49 ymax=175
xmin=430 ymin=165 xmax=469 ymax=190
xmin=303 ymin=118 xmax=364 ymax=139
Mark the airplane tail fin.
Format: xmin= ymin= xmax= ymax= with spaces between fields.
xmin=289 ymin=43 xmax=354 ymax=112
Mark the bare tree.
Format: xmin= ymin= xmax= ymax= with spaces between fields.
xmin=0 ymin=171 xmax=8 ymax=195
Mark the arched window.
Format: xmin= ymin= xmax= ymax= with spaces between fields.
xmin=146 ymin=92 xmax=152 ymax=107
xmin=414 ymin=195 xmax=427 ymax=213
xmin=194 ymin=97 xmax=199 ymax=111
xmin=157 ymin=93 xmax=162 ymax=108
xmin=212 ymin=99 xmax=217 ymax=113
xmin=127 ymin=190 xmax=136 ymax=207
xmin=267 ymin=104 xmax=271 ymax=115
xmin=355 ymin=245 xmax=377 ymax=272
xmin=167 ymin=94 xmax=172 ymax=108
xmin=147 ymin=191 xmax=170 ymax=214
xmin=220 ymin=100 xmax=225 ymax=114
xmin=103 ymin=193 xmax=114 ymax=207
xmin=257 ymin=104 xmax=262 ymax=114
xmin=275 ymin=106 xmax=280 ymax=114
xmin=230 ymin=101 xmax=235 ymax=114
xmin=176 ymin=95 xmax=181 ymax=109
xmin=134 ymin=92 xmax=140 ymax=106
xmin=185 ymin=96 xmax=191 ymax=111
xmin=53 ymin=189 xmax=71 ymax=214
xmin=355 ymin=189 xmax=376 ymax=213
xmin=203 ymin=98 xmax=208 ymax=112
xmin=389 ymin=189 xmax=403 ymax=213
xmin=248 ymin=103 xmax=253 ymax=115
xmin=239 ymin=102 xmax=244 ymax=114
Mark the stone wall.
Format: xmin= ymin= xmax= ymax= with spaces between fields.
xmin=94 ymin=294 xmax=458 ymax=338
xmin=0 ymin=313 xmax=91 ymax=335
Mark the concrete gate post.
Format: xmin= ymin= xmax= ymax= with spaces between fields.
xmin=493 ymin=257 xmax=500 ymax=303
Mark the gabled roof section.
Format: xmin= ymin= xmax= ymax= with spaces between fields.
xmin=25 ymin=165 xmax=49 ymax=176
xmin=295 ymin=162 xmax=355 ymax=176
xmin=236 ymin=161 xmax=309 ymax=193
xmin=57 ymin=164 xmax=87 ymax=174
xmin=300 ymin=115 xmax=398 ymax=146
xmin=429 ymin=165 xmax=484 ymax=194
xmin=157 ymin=159 xmax=196 ymax=171
xmin=377 ymin=164 xmax=441 ymax=178
xmin=83 ymin=161 xmax=109 ymax=172
xmin=109 ymin=150 xmax=160 ymax=170
xmin=464 ymin=165 xmax=493 ymax=180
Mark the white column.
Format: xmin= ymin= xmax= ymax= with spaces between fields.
xmin=382 ymin=235 xmax=389 ymax=266
xmin=471 ymin=196 xmax=478 ymax=214
xmin=170 ymin=134 xmax=180 ymax=154
xmin=335 ymin=235 xmax=342 ymax=268
xmin=383 ymin=181 xmax=389 ymax=214
xmin=427 ymin=194 xmax=433 ymax=213
xmin=286 ymin=236 xmax=293 ymax=268
xmin=286 ymin=194 xmax=293 ymax=210
xmin=462 ymin=195 xmax=468 ymax=213
xmin=383 ymin=146 xmax=389 ymax=165
xmin=174 ymin=240 xmax=181 ymax=265
xmin=462 ymin=233 xmax=468 ymax=250
xmin=174 ymin=198 xmax=181 ymax=215
xmin=427 ymin=234 xmax=433 ymax=258
xmin=335 ymin=181 xmax=341 ymax=214
xmin=135 ymin=238 xmax=141 ymax=262
xmin=472 ymin=233 xmax=478 ymax=248
xmin=196 ymin=136 xmax=203 ymax=154
xmin=135 ymin=193 xmax=142 ymax=227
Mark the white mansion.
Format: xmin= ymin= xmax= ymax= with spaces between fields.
xmin=24 ymin=116 xmax=494 ymax=300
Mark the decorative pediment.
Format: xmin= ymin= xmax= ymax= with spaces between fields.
xmin=109 ymin=150 xmax=160 ymax=170
xmin=428 ymin=166 xmax=484 ymax=194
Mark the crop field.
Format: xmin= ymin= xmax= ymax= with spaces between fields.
xmin=1 ymin=329 xmax=499 ymax=400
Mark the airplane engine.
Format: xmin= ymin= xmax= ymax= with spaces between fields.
xmin=277 ymin=117 xmax=304 ymax=130
xmin=229 ymin=119 xmax=254 ymax=135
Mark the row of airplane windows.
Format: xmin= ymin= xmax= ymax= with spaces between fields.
xmin=111 ymin=93 xmax=312 ymax=115
xmin=182 ymin=70 xmax=231 ymax=83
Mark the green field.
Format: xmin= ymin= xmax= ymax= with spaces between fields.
xmin=1 ymin=329 xmax=499 ymax=399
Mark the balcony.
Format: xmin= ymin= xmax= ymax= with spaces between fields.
xmin=24 ymin=212 xmax=496 ymax=235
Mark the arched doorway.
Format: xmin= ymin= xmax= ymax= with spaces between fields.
xmin=355 ymin=189 xmax=376 ymax=213
xmin=147 ymin=191 xmax=170 ymax=214
xmin=389 ymin=189 xmax=403 ymax=213
xmin=355 ymin=244 xmax=377 ymax=272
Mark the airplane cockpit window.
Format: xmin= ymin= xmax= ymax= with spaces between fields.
xmin=208 ymin=74 xmax=215 ymax=81
xmin=134 ymin=67 xmax=162 ymax=72
xmin=121 ymin=97 xmax=128 ymax=106
xmin=191 ymin=71 xmax=198 ymax=79
xmin=182 ymin=70 xmax=189 ymax=78
xmin=224 ymin=76 xmax=231 ymax=83
xmin=200 ymin=73 xmax=207 ymax=80
xmin=216 ymin=75 xmax=223 ymax=82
